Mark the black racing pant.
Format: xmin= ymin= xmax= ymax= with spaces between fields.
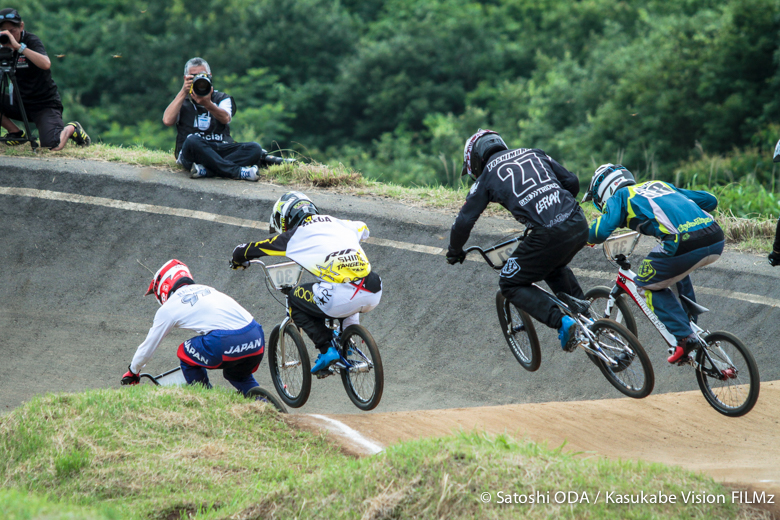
xmin=178 ymin=134 xmax=265 ymax=179
xmin=1 ymin=97 xmax=64 ymax=148
xmin=498 ymin=209 xmax=589 ymax=330
xmin=288 ymin=283 xmax=335 ymax=353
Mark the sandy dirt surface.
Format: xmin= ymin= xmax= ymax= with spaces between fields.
xmin=311 ymin=381 xmax=780 ymax=495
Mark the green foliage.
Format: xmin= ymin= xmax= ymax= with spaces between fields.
xmin=14 ymin=0 xmax=780 ymax=187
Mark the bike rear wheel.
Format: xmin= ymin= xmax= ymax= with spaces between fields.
xmin=267 ymin=323 xmax=312 ymax=408
xmin=495 ymin=290 xmax=541 ymax=371
xmin=695 ymin=331 xmax=759 ymax=417
xmin=585 ymin=286 xmax=638 ymax=337
xmin=588 ymin=319 xmax=654 ymax=398
xmin=340 ymin=325 xmax=384 ymax=411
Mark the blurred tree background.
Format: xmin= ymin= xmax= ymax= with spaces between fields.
xmin=19 ymin=0 xmax=780 ymax=201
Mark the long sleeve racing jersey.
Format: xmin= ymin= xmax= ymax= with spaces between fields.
xmin=234 ymin=215 xmax=372 ymax=283
xmin=450 ymin=148 xmax=581 ymax=252
xmin=130 ymin=284 xmax=254 ymax=373
xmin=588 ymin=180 xmax=718 ymax=255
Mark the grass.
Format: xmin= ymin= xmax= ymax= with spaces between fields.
xmin=0 ymin=387 xmax=770 ymax=520
xmin=1 ymin=143 xmax=777 ymax=252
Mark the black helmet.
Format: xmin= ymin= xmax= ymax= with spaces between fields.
xmin=461 ymin=129 xmax=508 ymax=180
xmin=582 ymin=164 xmax=636 ymax=212
xmin=269 ymin=191 xmax=319 ymax=233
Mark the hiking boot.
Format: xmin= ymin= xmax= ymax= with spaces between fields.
xmin=239 ymin=165 xmax=259 ymax=181
xmin=667 ymin=335 xmax=699 ymax=364
xmin=558 ymin=315 xmax=578 ymax=352
xmin=66 ymin=121 xmax=91 ymax=146
xmin=190 ymin=163 xmax=208 ymax=178
xmin=311 ymin=346 xmax=340 ymax=373
xmin=3 ymin=130 xmax=25 ymax=146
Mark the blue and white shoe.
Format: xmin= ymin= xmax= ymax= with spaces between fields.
xmin=311 ymin=346 xmax=340 ymax=373
xmin=190 ymin=163 xmax=208 ymax=178
xmin=239 ymin=165 xmax=259 ymax=182
xmin=558 ymin=315 xmax=578 ymax=352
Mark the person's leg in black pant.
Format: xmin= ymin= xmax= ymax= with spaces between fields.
xmin=180 ymin=134 xmax=243 ymax=179
xmin=498 ymin=213 xmax=589 ymax=329
xmin=288 ymin=283 xmax=333 ymax=353
xmin=221 ymin=141 xmax=265 ymax=168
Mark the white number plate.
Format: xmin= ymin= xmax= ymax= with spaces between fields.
xmin=604 ymin=232 xmax=640 ymax=258
xmin=266 ymin=261 xmax=303 ymax=289
xmin=155 ymin=367 xmax=187 ymax=387
xmin=485 ymin=239 xmax=520 ymax=268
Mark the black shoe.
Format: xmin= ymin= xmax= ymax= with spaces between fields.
xmin=263 ymin=154 xmax=295 ymax=167
xmin=3 ymin=130 xmax=25 ymax=146
xmin=67 ymin=121 xmax=91 ymax=146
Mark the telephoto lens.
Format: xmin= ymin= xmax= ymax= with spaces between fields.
xmin=0 ymin=34 xmax=9 ymax=45
xmin=191 ymin=74 xmax=212 ymax=97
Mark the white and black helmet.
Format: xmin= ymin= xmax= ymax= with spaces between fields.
xmin=461 ymin=129 xmax=508 ymax=180
xmin=269 ymin=191 xmax=319 ymax=234
xmin=582 ymin=163 xmax=636 ymax=212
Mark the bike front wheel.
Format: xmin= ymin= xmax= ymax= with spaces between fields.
xmin=588 ymin=319 xmax=654 ymax=398
xmin=340 ymin=325 xmax=384 ymax=411
xmin=247 ymin=386 xmax=288 ymax=413
xmin=495 ymin=290 xmax=541 ymax=371
xmin=585 ymin=286 xmax=638 ymax=337
xmin=696 ymin=331 xmax=760 ymax=417
xmin=267 ymin=323 xmax=312 ymax=408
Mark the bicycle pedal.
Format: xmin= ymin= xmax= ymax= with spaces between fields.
xmin=314 ymin=370 xmax=333 ymax=379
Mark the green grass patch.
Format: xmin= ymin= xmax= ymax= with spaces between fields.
xmin=0 ymin=387 xmax=765 ymax=519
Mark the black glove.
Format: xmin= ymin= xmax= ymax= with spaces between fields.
xmin=446 ymin=248 xmax=466 ymax=265
xmin=230 ymin=244 xmax=250 ymax=270
xmin=121 ymin=366 xmax=140 ymax=386
xmin=230 ymin=258 xmax=249 ymax=270
xmin=769 ymin=251 xmax=780 ymax=267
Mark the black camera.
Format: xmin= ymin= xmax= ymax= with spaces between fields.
xmin=0 ymin=46 xmax=14 ymax=71
xmin=191 ymin=73 xmax=212 ymax=97
xmin=0 ymin=34 xmax=9 ymax=45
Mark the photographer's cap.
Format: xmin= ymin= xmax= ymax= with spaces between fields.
xmin=0 ymin=8 xmax=22 ymax=24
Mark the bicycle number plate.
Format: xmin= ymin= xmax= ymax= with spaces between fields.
xmin=266 ymin=261 xmax=304 ymax=290
xmin=155 ymin=367 xmax=187 ymax=386
xmin=604 ymin=232 xmax=640 ymax=258
xmin=485 ymin=238 xmax=520 ymax=268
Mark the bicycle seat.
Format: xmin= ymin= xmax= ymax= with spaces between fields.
xmin=679 ymin=295 xmax=709 ymax=317
xmin=556 ymin=292 xmax=591 ymax=316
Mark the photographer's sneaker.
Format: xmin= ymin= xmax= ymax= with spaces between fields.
xmin=66 ymin=122 xmax=91 ymax=147
xmin=3 ymin=130 xmax=25 ymax=146
xmin=190 ymin=163 xmax=208 ymax=179
xmin=239 ymin=165 xmax=259 ymax=182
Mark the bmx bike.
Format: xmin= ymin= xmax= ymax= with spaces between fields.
xmin=135 ymin=366 xmax=287 ymax=413
xmin=465 ymin=236 xmax=654 ymax=398
xmin=585 ymin=231 xmax=759 ymax=417
xmin=250 ymin=259 xmax=384 ymax=411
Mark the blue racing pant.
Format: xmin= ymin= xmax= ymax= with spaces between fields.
xmin=177 ymin=320 xmax=264 ymax=396
xmin=634 ymin=232 xmax=724 ymax=340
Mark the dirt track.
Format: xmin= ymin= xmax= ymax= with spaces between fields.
xmin=1 ymin=157 xmax=779 ymax=504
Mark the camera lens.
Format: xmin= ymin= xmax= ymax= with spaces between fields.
xmin=0 ymin=34 xmax=9 ymax=45
xmin=192 ymin=76 xmax=212 ymax=97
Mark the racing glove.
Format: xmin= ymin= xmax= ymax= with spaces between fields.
xmin=768 ymin=251 xmax=780 ymax=267
xmin=229 ymin=258 xmax=250 ymax=270
xmin=121 ymin=366 xmax=140 ymax=385
xmin=446 ymin=247 xmax=466 ymax=265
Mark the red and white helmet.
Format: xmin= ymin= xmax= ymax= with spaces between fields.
xmin=145 ymin=259 xmax=194 ymax=305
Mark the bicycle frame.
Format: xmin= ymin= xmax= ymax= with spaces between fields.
xmin=250 ymin=259 xmax=368 ymax=376
xmin=465 ymin=237 xmax=626 ymax=367
xmin=599 ymin=232 xmax=733 ymax=373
